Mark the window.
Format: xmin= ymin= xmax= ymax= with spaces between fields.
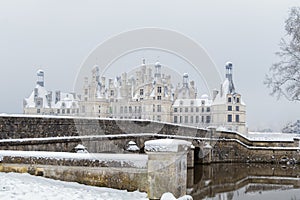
xmin=110 ymin=90 xmax=114 ymax=96
xmin=202 ymin=107 xmax=204 ymax=112
xmin=236 ymin=97 xmax=240 ymax=103
xmin=196 ymin=107 xmax=199 ymax=112
xmin=180 ymin=100 xmax=183 ymax=105
xmin=180 ymin=108 xmax=182 ymax=112
xmin=153 ymin=104 xmax=155 ymax=112
xmin=120 ymin=106 xmax=123 ymax=114
xmin=82 ymin=106 xmax=85 ymax=113
xmin=185 ymin=107 xmax=188 ymax=112
xmin=140 ymin=89 xmax=144 ymax=96
xmin=62 ymin=109 xmax=65 ymax=114
xmin=228 ymin=97 xmax=232 ymax=103
xmin=236 ymin=115 xmax=240 ymax=122
xmin=67 ymin=109 xmax=70 ymax=114
xmin=201 ymin=100 xmax=205 ymax=105
xmin=57 ymin=109 xmax=60 ymax=114
xmin=37 ymin=109 xmax=40 ymax=114
xmin=206 ymin=116 xmax=211 ymax=123
xmin=191 ymin=107 xmax=194 ymax=112
xmin=157 ymin=105 xmax=162 ymax=112
xmin=157 ymin=115 xmax=161 ymax=121
xmin=190 ymin=116 xmax=194 ymax=123
xmin=228 ymin=106 xmax=232 ymax=111
xmin=196 ymin=116 xmax=199 ymax=123
xmin=174 ymin=108 xmax=178 ymax=112
xmin=185 ymin=116 xmax=188 ymax=123
xmin=174 ymin=116 xmax=178 ymax=123
xmin=124 ymin=106 xmax=127 ymax=113
xmin=84 ymin=89 xmax=88 ymax=95
xmin=157 ymin=86 xmax=162 ymax=93
xmin=201 ymin=116 xmax=204 ymax=123
xmin=180 ymin=116 xmax=183 ymax=123
xmin=129 ymin=106 xmax=132 ymax=113
xmin=228 ymin=114 xmax=232 ymax=122
xmin=206 ymin=107 xmax=210 ymax=112
xmin=157 ymin=96 xmax=161 ymax=100
xmin=236 ymin=106 xmax=239 ymax=111
xmin=190 ymin=100 xmax=194 ymax=105
xmin=62 ymin=102 xmax=66 ymax=108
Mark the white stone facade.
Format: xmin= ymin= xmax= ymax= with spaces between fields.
xmin=23 ymin=61 xmax=247 ymax=133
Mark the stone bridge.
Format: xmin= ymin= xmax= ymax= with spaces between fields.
xmin=0 ymin=115 xmax=300 ymax=164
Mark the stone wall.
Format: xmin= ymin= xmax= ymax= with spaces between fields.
xmin=1 ymin=115 xmax=300 ymax=164
xmin=0 ymin=163 xmax=148 ymax=192
xmin=0 ymin=115 xmax=207 ymax=139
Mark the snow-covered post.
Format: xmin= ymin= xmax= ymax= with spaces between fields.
xmin=145 ymin=139 xmax=191 ymax=199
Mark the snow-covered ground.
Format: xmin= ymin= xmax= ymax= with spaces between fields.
xmin=0 ymin=172 xmax=148 ymax=200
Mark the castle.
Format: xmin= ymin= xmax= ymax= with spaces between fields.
xmin=23 ymin=60 xmax=246 ymax=133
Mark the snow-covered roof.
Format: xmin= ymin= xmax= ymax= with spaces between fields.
xmin=173 ymin=98 xmax=212 ymax=107
xmin=53 ymin=92 xmax=79 ymax=109
xmin=24 ymin=85 xmax=53 ymax=108
xmin=212 ymin=78 xmax=245 ymax=106
xmin=24 ymin=84 xmax=79 ymax=109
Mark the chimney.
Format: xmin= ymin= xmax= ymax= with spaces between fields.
xmin=55 ymin=91 xmax=61 ymax=104
xmin=36 ymin=70 xmax=44 ymax=87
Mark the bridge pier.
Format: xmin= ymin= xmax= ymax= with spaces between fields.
xmin=145 ymin=139 xmax=191 ymax=200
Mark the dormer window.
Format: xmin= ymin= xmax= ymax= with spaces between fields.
xmin=157 ymin=86 xmax=162 ymax=93
xmin=236 ymin=97 xmax=240 ymax=103
xmin=190 ymin=100 xmax=194 ymax=105
xmin=228 ymin=97 xmax=232 ymax=103
xmin=62 ymin=102 xmax=66 ymax=108
xmin=140 ymin=89 xmax=144 ymax=96
xmin=180 ymin=100 xmax=183 ymax=105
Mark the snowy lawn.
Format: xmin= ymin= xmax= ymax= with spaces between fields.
xmin=0 ymin=172 xmax=148 ymax=200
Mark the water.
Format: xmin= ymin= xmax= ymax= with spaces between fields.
xmin=188 ymin=163 xmax=300 ymax=200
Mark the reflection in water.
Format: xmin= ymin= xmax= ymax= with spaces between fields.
xmin=187 ymin=163 xmax=300 ymax=200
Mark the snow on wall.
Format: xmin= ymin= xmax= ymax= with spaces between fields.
xmin=0 ymin=150 xmax=148 ymax=169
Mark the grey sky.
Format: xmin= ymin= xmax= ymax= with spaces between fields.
xmin=0 ymin=0 xmax=299 ymax=131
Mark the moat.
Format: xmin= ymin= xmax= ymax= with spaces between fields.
xmin=189 ymin=163 xmax=300 ymax=200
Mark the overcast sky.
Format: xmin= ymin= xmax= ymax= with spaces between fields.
xmin=0 ymin=0 xmax=299 ymax=131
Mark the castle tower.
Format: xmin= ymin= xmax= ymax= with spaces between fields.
xmin=36 ymin=70 xmax=44 ymax=87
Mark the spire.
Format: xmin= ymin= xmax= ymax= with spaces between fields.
xmin=225 ymin=62 xmax=235 ymax=94
xmin=155 ymin=61 xmax=161 ymax=79
xmin=182 ymin=73 xmax=189 ymax=88
xmin=36 ymin=70 xmax=44 ymax=87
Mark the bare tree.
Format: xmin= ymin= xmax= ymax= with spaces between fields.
xmin=265 ymin=7 xmax=300 ymax=101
